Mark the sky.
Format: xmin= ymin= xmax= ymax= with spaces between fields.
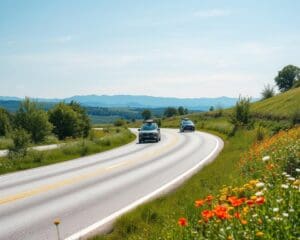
xmin=0 ymin=0 xmax=300 ymax=99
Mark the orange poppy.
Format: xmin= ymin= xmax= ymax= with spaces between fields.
xmin=178 ymin=217 xmax=188 ymax=227
xmin=195 ymin=199 xmax=205 ymax=207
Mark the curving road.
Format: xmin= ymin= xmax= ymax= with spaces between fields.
xmin=0 ymin=129 xmax=223 ymax=240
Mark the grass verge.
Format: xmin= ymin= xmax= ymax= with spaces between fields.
xmin=0 ymin=127 xmax=135 ymax=175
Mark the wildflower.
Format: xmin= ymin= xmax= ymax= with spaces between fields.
xmin=195 ymin=199 xmax=205 ymax=207
xmin=228 ymin=196 xmax=245 ymax=207
xmin=288 ymin=177 xmax=295 ymax=181
xmin=244 ymin=201 xmax=252 ymax=209
xmin=234 ymin=212 xmax=241 ymax=219
xmin=273 ymin=208 xmax=279 ymax=212
xmin=276 ymin=198 xmax=283 ymax=203
xmin=53 ymin=218 xmax=60 ymax=226
xmin=282 ymin=212 xmax=289 ymax=217
xmin=256 ymin=232 xmax=264 ymax=237
xmin=262 ymin=156 xmax=270 ymax=162
xmin=256 ymin=197 xmax=265 ymax=205
xmin=178 ymin=217 xmax=188 ymax=227
xmin=281 ymin=184 xmax=289 ymax=189
xmin=205 ymin=195 xmax=214 ymax=202
xmin=241 ymin=219 xmax=248 ymax=225
xmin=296 ymin=168 xmax=300 ymax=172
xmin=252 ymin=214 xmax=258 ymax=218
xmin=256 ymin=182 xmax=265 ymax=188
xmin=255 ymin=191 xmax=263 ymax=197
xmin=289 ymin=208 xmax=295 ymax=212
xmin=214 ymin=205 xmax=231 ymax=220
xmin=258 ymin=218 xmax=263 ymax=224
xmin=202 ymin=210 xmax=214 ymax=221
xmin=227 ymin=236 xmax=233 ymax=240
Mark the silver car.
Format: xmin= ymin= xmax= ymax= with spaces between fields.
xmin=138 ymin=120 xmax=161 ymax=143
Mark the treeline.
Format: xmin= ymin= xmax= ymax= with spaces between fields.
xmin=0 ymin=98 xmax=91 ymax=152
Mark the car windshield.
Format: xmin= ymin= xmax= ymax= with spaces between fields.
xmin=182 ymin=120 xmax=193 ymax=125
xmin=141 ymin=124 xmax=157 ymax=131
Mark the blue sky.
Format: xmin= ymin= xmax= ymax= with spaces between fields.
xmin=0 ymin=0 xmax=299 ymax=98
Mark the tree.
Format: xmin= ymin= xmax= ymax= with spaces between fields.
xmin=49 ymin=102 xmax=90 ymax=140
xmin=164 ymin=107 xmax=178 ymax=118
xmin=209 ymin=106 xmax=214 ymax=111
xmin=0 ymin=108 xmax=12 ymax=136
xmin=275 ymin=65 xmax=300 ymax=92
xmin=261 ymin=84 xmax=275 ymax=100
xmin=184 ymin=108 xmax=189 ymax=114
xmin=141 ymin=109 xmax=152 ymax=120
xmin=15 ymin=98 xmax=53 ymax=143
xmin=178 ymin=106 xmax=185 ymax=115
xmin=69 ymin=101 xmax=91 ymax=138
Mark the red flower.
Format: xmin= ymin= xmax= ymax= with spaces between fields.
xmin=228 ymin=196 xmax=246 ymax=207
xmin=246 ymin=199 xmax=255 ymax=206
xmin=178 ymin=217 xmax=188 ymax=227
xmin=213 ymin=205 xmax=231 ymax=220
xmin=256 ymin=197 xmax=265 ymax=205
xmin=234 ymin=212 xmax=241 ymax=219
xmin=205 ymin=195 xmax=214 ymax=202
xmin=195 ymin=199 xmax=205 ymax=207
xmin=202 ymin=209 xmax=214 ymax=221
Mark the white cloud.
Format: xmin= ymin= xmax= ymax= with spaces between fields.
xmin=194 ymin=9 xmax=231 ymax=18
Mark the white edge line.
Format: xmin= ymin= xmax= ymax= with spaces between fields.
xmin=65 ymin=135 xmax=221 ymax=240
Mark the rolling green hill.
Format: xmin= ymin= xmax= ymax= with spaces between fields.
xmin=251 ymin=87 xmax=300 ymax=119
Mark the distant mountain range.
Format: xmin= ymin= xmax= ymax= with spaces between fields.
xmin=0 ymin=95 xmax=242 ymax=111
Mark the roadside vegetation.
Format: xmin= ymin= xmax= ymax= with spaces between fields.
xmin=0 ymin=98 xmax=136 ymax=174
xmin=0 ymin=127 xmax=135 ymax=175
xmin=92 ymin=66 xmax=300 ymax=240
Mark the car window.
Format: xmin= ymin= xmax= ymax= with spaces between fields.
xmin=182 ymin=120 xmax=193 ymax=125
xmin=141 ymin=123 xmax=157 ymax=130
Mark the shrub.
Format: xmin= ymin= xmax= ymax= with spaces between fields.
xmin=261 ymin=84 xmax=275 ymax=100
xmin=8 ymin=128 xmax=31 ymax=157
xmin=0 ymin=108 xmax=12 ymax=136
xmin=230 ymin=96 xmax=251 ymax=126
xmin=114 ymin=118 xmax=126 ymax=127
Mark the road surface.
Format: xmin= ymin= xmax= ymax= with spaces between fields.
xmin=0 ymin=129 xmax=223 ymax=240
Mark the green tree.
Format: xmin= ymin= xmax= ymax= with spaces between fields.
xmin=49 ymin=103 xmax=82 ymax=140
xmin=209 ymin=106 xmax=214 ymax=111
xmin=184 ymin=108 xmax=189 ymax=114
xmin=178 ymin=106 xmax=185 ymax=115
xmin=261 ymin=84 xmax=275 ymax=100
xmin=15 ymin=98 xmax=53 ymax=143
xmin=69 ymin=101 xmax=91 ymax=138
xmin=141 ymin=109 xmax=152 ymax=120
xmin=0 ymin=108 xmax=12 ymax=136
xmin=164 ymin=107 xmax=178 ymax=118
xmin=275 ymin=65 xmax=300 ymax=92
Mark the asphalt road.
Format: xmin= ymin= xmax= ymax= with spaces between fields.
xmin=0 ymin=129 xmax=223 ymax=240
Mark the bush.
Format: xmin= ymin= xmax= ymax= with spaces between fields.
xmin=261 ymin=84 xmax=275 ymax=100
xmin=291 ymin=108 xmax=300 ymax=125
xmin=8 ymin=128 xmax=31 ymax=157
xmin=230 ymin=96 xmax=251 ymax=126
xmin=255 ymin=125 xmax=266 ymax=141
xmin=114 ymin=118 xmax=126 ymax=127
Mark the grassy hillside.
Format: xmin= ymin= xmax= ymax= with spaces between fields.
xmin=251 ymin=87 xmax=300 ymax=119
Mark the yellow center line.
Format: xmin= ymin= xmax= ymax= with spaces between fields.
xmin=0 ymin=131 xmax=180 ymax=205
